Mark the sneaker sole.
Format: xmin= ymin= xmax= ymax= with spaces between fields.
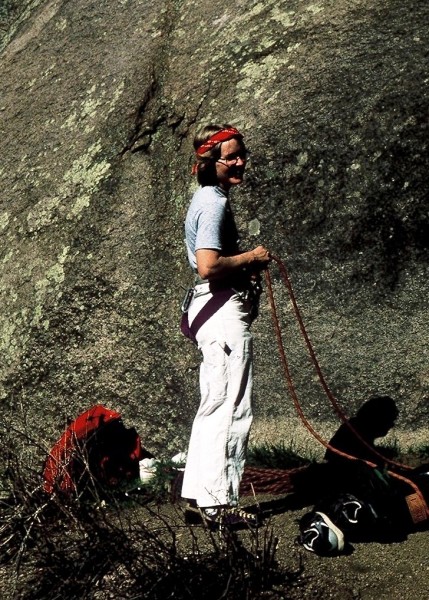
xmin=184 ymin=506 xmax=261 ymax=530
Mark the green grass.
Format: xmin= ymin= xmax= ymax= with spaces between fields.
xmin=122 ymin=458 xmax=183 ymax=503
xmin=246 ymin=441 xmax=317 ymax=469
xmin=410 ymin=444 xmax=429 ymax=461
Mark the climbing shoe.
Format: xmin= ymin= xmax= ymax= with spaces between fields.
xmin=185 ymin=505 xmax=261 ymax=529
xmin=298 ymin=511 xmax=345 ymax=555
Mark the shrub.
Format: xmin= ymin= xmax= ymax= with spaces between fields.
xmin=0 ymin=425 xmax=301 ymax=599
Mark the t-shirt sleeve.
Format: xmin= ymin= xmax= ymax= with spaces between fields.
xmin=194 ymin=198 xmax=225 ymax=252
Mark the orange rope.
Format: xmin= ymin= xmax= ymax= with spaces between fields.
xmin=264 ymin=257 xmax=429 ymax=518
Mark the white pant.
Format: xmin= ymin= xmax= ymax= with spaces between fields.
xmin=181 ymin=284 xmax=253 ymax=507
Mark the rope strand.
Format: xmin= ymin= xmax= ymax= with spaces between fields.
xmin=264 ymin=256 xmax=428 ymax=519
xmin=266 ymin=255 xmax=412 ymax=471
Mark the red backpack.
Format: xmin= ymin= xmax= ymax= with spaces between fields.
xmin=43 ymin=405 xmax=152 ymax=495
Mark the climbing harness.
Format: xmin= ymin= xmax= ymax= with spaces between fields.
xmin=262 ymin=255 xmax=429 ymax=524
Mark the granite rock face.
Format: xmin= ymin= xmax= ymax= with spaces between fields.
xmin=1 ymin=0 xmax=428 ymax=458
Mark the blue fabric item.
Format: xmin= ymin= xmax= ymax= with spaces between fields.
xmin=185 ymin=185 xmax=239 ymax=270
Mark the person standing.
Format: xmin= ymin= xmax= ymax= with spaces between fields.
xmin=181 ymin=124 xmax=271 ymax=526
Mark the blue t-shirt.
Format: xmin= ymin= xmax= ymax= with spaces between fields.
xmin=185 ymin=186 xmax=239 ymax=271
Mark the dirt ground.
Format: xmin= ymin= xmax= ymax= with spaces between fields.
xmin=175 ymin=495 xmax=429 ymax=600
xmin=2 ymin=486 xmax=428 ymax=599
xmin=264 ymin=501 xmax=429 ymax=600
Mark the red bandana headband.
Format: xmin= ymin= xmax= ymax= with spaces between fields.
xmin=195 ymin=127 xmax=243 ymax=156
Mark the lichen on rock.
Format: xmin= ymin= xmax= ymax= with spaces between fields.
xmin=0 ymin=0 xmax=428 ymax=458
